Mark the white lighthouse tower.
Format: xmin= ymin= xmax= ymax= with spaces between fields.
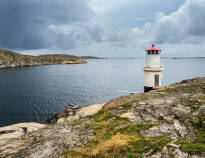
xmin=144 ymin=44 xmax=163 ymax=92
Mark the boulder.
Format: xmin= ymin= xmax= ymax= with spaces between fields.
xmin=0 ymin=122 xmax=47 ymax=139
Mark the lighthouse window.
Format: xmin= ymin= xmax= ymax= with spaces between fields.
xmin=148 ymin=50 xmax=154 ymax=55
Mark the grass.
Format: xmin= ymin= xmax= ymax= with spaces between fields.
xmin=72 ymin=120 xmax=81 ymax=126
xmin=185 ymin=89 xmax=192 ymax=93
xmin=88 ymin=111 xmax=116 ymax=123
xmin=199 ymin=95 xmax=205 ymax=100
xmin=64 ymin=109 xmax=171 ymax=158
xmin=177 ymin=114 xmax=205 ymax=154
xmin=118 ymin=104 xmax=132 ymax=110
xmin=184 ymin=84 xmax=205 ymax=94
xmin=203 ymin=88 xmax=205 ymax=94
xmin=119 ymin=124 xmax=152 ymax=134
xmin=184 ymin=99 xmax=200 ymax=110
xmin=160 ymin=84 xmax=203 ymax=94
xmin=128 ymin=136 xmax=171 ymax=154
xmin=177 ymin=140 xmax=205 ymax=154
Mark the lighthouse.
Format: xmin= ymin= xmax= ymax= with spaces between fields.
xmin=144 ymin=44 xmax=163 ymax=92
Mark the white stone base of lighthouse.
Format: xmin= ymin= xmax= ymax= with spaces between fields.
xmin=144 ymin=69 xmax=163 ymax=92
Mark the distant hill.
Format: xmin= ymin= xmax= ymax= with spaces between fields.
xmin=0 ymin=49 xmax=86 ymax=69
xmin=79 ymin=56 xmax=105 ymax=59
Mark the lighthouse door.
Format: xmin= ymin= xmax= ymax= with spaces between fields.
xmin=154 ymin=74 xmax=159 ymax=87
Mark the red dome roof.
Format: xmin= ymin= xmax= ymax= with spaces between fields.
xmin=145 ymin=44 xmax=161 ymax=51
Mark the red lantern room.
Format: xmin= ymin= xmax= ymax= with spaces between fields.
xmin=145 ymin=44 xmax=161 ymax=55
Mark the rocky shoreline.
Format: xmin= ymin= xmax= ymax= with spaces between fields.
xmin=47 ymin=103 xmax=105 ymax=124
xmin=0 ymin=77 xmax=205 ymax=157
xmin=0 ymin=49 xmax=104 ymax=69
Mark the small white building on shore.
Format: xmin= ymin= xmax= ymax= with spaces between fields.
xmin=144 ymin=44 xmax=163 ymax=92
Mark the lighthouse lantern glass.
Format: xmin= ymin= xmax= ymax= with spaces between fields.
xmin=146 ymin=45 xmax=161 ymax=55
xmin=147 ymin=50 xmax=160 ymax=55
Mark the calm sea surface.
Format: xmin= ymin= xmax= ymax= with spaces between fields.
xmin=0 ymin=58 xmax=205 ymax=127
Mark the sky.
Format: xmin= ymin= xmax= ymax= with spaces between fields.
xmin=0 ymin=0 xmax=205 ymax=57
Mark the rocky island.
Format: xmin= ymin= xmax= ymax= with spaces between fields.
xmin=0 ymin=77 xmax=205 ymax=158
xmin=0 ymin=49 xmax=104 ymax=69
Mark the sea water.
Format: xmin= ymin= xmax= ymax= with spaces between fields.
xmin=0 ymin=57 xmax=204 ymax=127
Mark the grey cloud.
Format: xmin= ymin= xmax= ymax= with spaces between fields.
xmin=187 ymin=0 xmax=205 ymax=36
xmin=93 ymin=0 xmax=205 ymax=56
xmin=145 ymin=0 xmax=205 ymax=44
xmin=50 ymin=23 xmax=105 ymax=49
xmin=0 ymin=0 xmax=95 ymax=50
xmin=0 ymin=0 xmax=204 ymax=57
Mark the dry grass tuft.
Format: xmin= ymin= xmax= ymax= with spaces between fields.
xmin=88 ymin=133 xmax=131 ymax=157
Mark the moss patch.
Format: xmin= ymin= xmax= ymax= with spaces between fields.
xmin=184 ymin=84 xmax=204 ymax=94
xmin=117 ymin=104 xmax=132 ymax=110
xmin=177 ymin=139 xmax=205 ymax=154
xmin=64 ymin=110 xmax=171 ymax=158
xmin=184 ymin=99 xmax=200 ymax=110
xmin=185 ymin=89 xmax=193 ymax=93
xmin=199 ymin=95 xmax=205 ymax=100
xmin=203 ymin=88 xmax=205 ymax=94
xmin=88 ymin=111 xmax=115 ymax=123
xmin=72 ymin=120 xmax=81 ymax=126
xmin=178 ymin=115 xmax=205 ymax=154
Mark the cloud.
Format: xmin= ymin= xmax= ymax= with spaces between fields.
xmin=141 ymin=0 xmax=205 ymax=44
xmin=89 ymin=0 xmax=134 ymax=15
xmin=0 ymin=0 xmax=95 ymax=50
xmin=0 ymin=0 xmax=205 ymax=57
xmin=106 ymin=0 xmax=205 ymax=56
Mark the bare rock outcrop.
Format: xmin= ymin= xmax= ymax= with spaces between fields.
xmin=47 ymin=103 xmax=105 ymax=124
xmin=0 ymin=123 xmax=47 ymax=139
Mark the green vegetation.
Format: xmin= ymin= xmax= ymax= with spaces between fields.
xmin=126 ymin=136 xmax=171 ymax=154
xmin=177 ymin=139 xmax=205 ymax=154
xmin=203 ymin=88 xmax=205 ymax=94
xmin=184 ymin=99 xmax=200 ymax=110
xmin=72 ymin=120 xmax=81 ymax=126
xmin=117 ymin=104 xmax=132 ymax=110
xmin=64 ymin=110 xmax=171 ymax=158
xmin=200 ymin=95 xmax=205 ymax=100
xmin=88 ymin=111 xmax=115 ymax=123
xmin=177 ymin=113 xmax=205 ymax=154
xmin=185 ymin=89 xmax=193 ymax=93
xmin=185 ymin=84 xmax=205 ymax=94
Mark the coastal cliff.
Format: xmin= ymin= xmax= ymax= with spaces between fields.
xmin=0 ymin=49 xmax=86 ymax=69
xmin=1 ymin=77 xmax=205 ymax=158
